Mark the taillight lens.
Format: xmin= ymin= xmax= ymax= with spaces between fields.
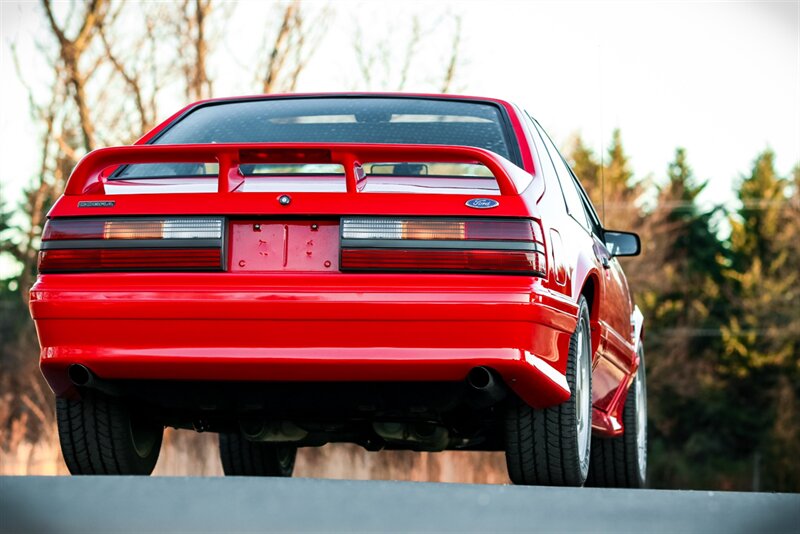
xmin=340 ymin=217 xmax=546 ymax=276
xmin=39 ymin=217 xmax=224 ymax=272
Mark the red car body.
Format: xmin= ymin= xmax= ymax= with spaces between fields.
xmin=30 ymin=93 xmax=645 ymax=482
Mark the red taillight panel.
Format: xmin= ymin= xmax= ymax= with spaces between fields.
xmin=340 ymin=217 xmax=546 ymax=276
xmin=341 ymin=249 xmax=542 ymax=273
xmin=39 ymin=217 xmax=225 ymax=273
xmin=38 ymin=248 xmax=222 ymax=271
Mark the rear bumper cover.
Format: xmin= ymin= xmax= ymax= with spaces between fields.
xmin=30 ymin=273 xmax=578 ymax=408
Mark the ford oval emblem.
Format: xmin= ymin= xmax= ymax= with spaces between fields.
xmin=465 ymin=198 xmax=500 ymax=209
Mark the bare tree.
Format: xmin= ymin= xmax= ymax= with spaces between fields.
xmin=167 ymin=0 xmax=216 ymax=101
xmin=191 ymin=0 xmax=214 ymax=100
xmin=259 ymin=1 xmax=329 ymax=94
xmin=98 ymin=14 xmax=158 ymax=134
xmin=10 ymin=0 xmax=189 ymax=300
xmin=15 ymin=0 xmax=116 ymax=295
xmin=41 ymin=0 xmax=110 ymax=152
xmin=261 ymin=2 xmax=298 ymax=93
xmin=352 ymin=11 xmax=464 ymax=92
xmin=353 ymin=24 xmax=381 ymax=89
xmin=0 ymin=0 xmax=200 ymax=462
xmin=12 ymin=0 xmax=330 ymax=305
xmin=9 ymin=73 xmax=61 ymax=298
xmin=397 ymin=17 xmax=422 ymax=91
xmin=439 ymin=15 xmax=462 ymax=93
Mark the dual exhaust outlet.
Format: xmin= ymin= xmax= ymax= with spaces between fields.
xmin=68 ymin=364 xmax=507 ymax=449
xmin=68 ymin=364 xmax=507 ymax=404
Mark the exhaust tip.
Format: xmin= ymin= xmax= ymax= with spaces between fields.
xmin=466 ymin=366 xmax=494 ymax=390
xmin=68 ymin=364 xmax=92 ymax=387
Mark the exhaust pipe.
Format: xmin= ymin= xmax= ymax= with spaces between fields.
xmin=467 ymin=366 xmax=495 ymax=390
xmin=68 ymin=364 xmax=94 ymax=387
xmin=67 ymin=364 xmax=120 ymax=396
xmin=466 ymin=366 xmax=507 ymax=408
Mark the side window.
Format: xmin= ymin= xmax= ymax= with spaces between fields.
xmin=533 ymin=121 xmax=592 ymax=233
xmin=570 ymin=169 xmax=604 ymax=237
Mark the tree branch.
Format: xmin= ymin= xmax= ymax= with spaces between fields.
xmin=261 ymin=1 xmax=297 ymax=94
xmin=440 ymin=15 xmax=462 ymax=93
xmin=40 ymin=0 xmax=68 ymax=46
xmin=98 ymin=25 xmax=149 ymax=133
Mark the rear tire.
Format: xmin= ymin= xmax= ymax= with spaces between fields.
xmin=504 ymin=296 xmax=593 ymax=486
xmin=586 ymin=344 xmax=647 ymax=488
xmin=218 ymin=433 xmax=297 ymax=477
xmin=56 ymin=390 xmax=163 ymax=475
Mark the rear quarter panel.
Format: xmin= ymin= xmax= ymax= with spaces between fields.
xmin=517 ymin=108 xmax=637 ymax=422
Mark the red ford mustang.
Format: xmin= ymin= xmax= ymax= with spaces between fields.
xmin=30 ymin=93 xmax=646 ymax=487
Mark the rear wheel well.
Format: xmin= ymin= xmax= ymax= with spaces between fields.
xmin=580 ymin=276 xmax=597 ymax=322
xmin=579 ymin=276 xmax=599 ymax=359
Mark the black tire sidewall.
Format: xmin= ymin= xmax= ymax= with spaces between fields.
xmin=626 ymin=346 xmax=647 ymax=487
xmin=503 ymin=295 xmax=593 ymax=487
xmin=571 ymin=297 xmax=593 ymax=481
xmin=56 ymin=391 xmax=163 ymax=475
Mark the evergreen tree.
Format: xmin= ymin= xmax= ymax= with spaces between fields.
xmin=567 ymin=134 xmax=602 ymax=208
xmin=566 ymin=130 xmax=642 ymax=231
xmin=719 ymin=150 xmax=799 ymax=490
xmin=600 ymin=129 xmax=643 ymax=232
xmin=731 ymin=150 xmax=788 ymax=265
xmin=636 ymin=149 xmax=730 ymax=488
xmin=0 ymin=187 xmax=15 ymax=260
xmin=664 ymin=148 xmax=727 ymax=284
xmin=724 ymin=150 xmax=795 ymax=375
xmin=604 ymin=129 xmax=635 ymax=196
xmin=764 ymin=161 xmax=800 ymax=491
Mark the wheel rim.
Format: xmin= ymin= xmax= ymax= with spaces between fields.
xmin=129 ymin=416 xmax=158 ymax=459
xmin=575 ymin=316 xmax=591 ymax=467
xmin=635 ymin=349 xmax=647 ymax=478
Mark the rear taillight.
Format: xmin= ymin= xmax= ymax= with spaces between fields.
xmin=38 ymin=217 xmax=225 ymax=272
xmin=340 ymin=218 xmax=546 ymax=276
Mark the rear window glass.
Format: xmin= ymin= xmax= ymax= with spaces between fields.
xmin=116 ymin=98 xmax=513 ymax=179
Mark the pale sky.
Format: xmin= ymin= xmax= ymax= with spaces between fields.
xmin=0 ymin=0 xmax=798 ymax=214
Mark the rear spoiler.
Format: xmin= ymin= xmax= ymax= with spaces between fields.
xmin=65 ymin=143 xmax=533 ymax=196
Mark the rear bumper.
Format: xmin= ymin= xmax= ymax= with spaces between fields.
xmin=30 ymin=273 xmax=578 ymax=408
